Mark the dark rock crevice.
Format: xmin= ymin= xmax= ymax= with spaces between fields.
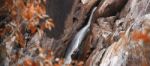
xmin=46 ymin=0 xmax=75 ymax=39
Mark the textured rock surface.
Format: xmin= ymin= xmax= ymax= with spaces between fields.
xmin=100 ymin=18 xmax=150 ymax=66
xmin=47 ymin=0 xmax=150 ymax=65
xmin=83 ymin=0 xmax=150 ymax=66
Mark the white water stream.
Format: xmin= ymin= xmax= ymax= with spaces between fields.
xmin=63 ymin=7 xmax=97 ymax=65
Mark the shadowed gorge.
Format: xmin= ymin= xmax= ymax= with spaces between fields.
xmin=46 ymin=0 xmax=74 ymax=39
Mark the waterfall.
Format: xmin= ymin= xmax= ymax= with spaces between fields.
xmin=63 ymin=7 xmax=97 ymax=65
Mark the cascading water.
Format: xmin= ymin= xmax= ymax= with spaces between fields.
xmin=63 ymin=7 xmax=97 ymax=65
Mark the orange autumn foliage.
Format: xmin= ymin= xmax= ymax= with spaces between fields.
xmin=0 ymin=0 xmax=84 ymax=66
xmin=16 ymin=32 xmax=25 ymax=48
xmin=35 ymin=4 xmax=46 ymax=17
xmin=54 ymin=64 xmax=61 ymax=66
xmin=0 ymin=27 xmax=11 ymax=36
xmin=23 ymin=58 xmax=33 ymax=66
xmin=41 ymin=19 xmax=54 ymax=30
xmin=0 ymin=0 xmax=54 ymax=47
xmin=22 ymin=4 xmax=35 ymax=20
xmin=28 ymin=22 xmax=37 ymax=34
xmin=131 ymin=30 xmax=150 ymax=43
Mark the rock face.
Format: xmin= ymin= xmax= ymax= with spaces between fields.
xmin=83 ymin=0 xmax=150 ymax=66
xmin=100 ymin=19 xmax=150 ymax=66
xmin=45 ymin=0 xmax=150 ymax=65
xmin=96 ymin=0 xmax=128 ymax=17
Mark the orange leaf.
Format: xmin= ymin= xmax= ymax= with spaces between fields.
xmin=32 ymin=61 xmax=40 ymax=66
xmin=40 ymin=19 xmax=54 ymax=30
xmin=54 ymin=64 xmax=61 ymax=66
xmin=23 ymin=58 xmax=33 ymax=66
xmin=35 ymin=4 xmax=46 ymax=15
xmin=0 ymin=27 xmax=12 ymax=36
xmin=16 ymin=32 xmax=25 ymax=48
xmin=28 ymin=22 xmax=37 ymax=34
xmin=17 ymin=64 xmax=22 ymax=66
xmin=132 ymin=31 xmax=150 ymax=43
xmin=77 ymin=61 xmax=84 ymax=66
xmin=22 ymin=4 xmax=35 ymax=20
xmin=15 ymin=0 xmax=25 ymax=9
